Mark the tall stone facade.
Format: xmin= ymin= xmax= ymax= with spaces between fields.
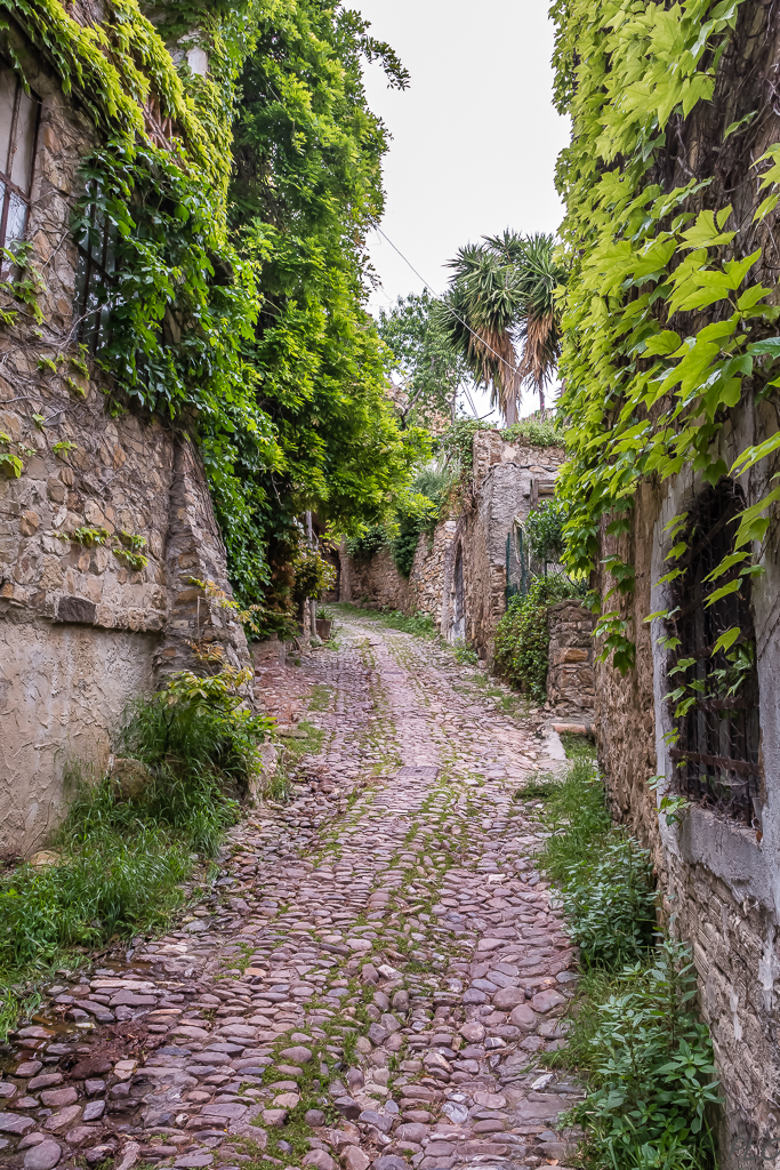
xmin=595 ymin=407 xmax=780 ymax=1168
xmin=440 ymin=432 xmax=564 ymax=662
xmin=0 ymin=21 xmax=249 ymax=857
xmin=339 ymin=432 xmax=582 ymax=694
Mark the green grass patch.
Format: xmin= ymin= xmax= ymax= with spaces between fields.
xmin=559 ymin=730 xmax=597 ymax=763
xmin=334 ymin=602 xmax=436 ymax=638
xmin=308 ymin=684 xmax=333 ymax=712
xmin=0 ymin=666 xmax=272 ymax=1040
xmin=541 ymin=757 xmax=719 ymax=1169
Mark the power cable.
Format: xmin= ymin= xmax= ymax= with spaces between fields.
xmin=368 ymin=216 xmax=523 ymax=382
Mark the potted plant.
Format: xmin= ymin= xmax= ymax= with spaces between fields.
xmin=315 ymin=607 xmax=333 ymax=640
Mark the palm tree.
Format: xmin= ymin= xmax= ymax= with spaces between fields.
xmin=438 ymin=231 xmax=565 ymax=422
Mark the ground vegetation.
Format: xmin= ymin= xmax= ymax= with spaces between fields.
xmin=523 ymin=752 xmax=719 ymax=1169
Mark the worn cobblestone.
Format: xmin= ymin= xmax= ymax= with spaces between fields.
xmin=0 ymin=611 xmax=580 ymax=1169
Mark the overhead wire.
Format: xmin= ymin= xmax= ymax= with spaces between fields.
xmin=367 ymin=216 xmax=524 ymax=383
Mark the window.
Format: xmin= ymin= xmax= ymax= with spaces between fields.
xmin=73 ymin=195 xmax=116 ymax=352
xmin=0 ymin=63 xmax=40 ymax=255
xmin=667 ymin=479 xmax=762 ymax=827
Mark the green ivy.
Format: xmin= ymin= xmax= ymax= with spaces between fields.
xmin=552 ymin=0 xmax=780 ymax=671
xmin=3 ymin=1 xmax=424 ymax=615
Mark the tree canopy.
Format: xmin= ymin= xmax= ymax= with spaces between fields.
xmin=377 ymin=291 xmax=471 ymax=430
xmin=438 ymin=231 xmax=566 ymax=421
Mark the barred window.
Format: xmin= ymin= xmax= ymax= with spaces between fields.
xmin=667 ymin=479 xmax=762 ymax=827
xmin=0 ymin=64 xmax=40 ymax=255
xmin=74 ymin=196 xmax=116 ymax=353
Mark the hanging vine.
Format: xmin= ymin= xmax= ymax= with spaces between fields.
xmin=0 ymin=0 xmax=424 ymax=620
xmin=552 ymin=0 xmax=780 ymax=674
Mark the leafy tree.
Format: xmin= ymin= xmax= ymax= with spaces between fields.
xmin=437 ymin=231 xmax=566 ymax=421
xmin=223 ymin=0 xmax=428 ymax=609
xmin=377 ymin=290 xmax=470 ymax=429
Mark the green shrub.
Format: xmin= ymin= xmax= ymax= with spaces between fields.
xmin=345 ymin=526 xmax=386 ymax=561
xmin=567 ymin=943 xmax=719 ymax=1170
xmin=494 ymin=575 xmax=578 ymax=701
xmin=538 ymin=758 xmax=719 ymax=1169
xmin=390 ymin=465 xmax=454 ymax=577
xmin=293 ymin=547 xmax=336 ymax=604
xmin=524 ymin=497 xmax=568 ymax=563
xmin=540 ymin=757 xmax=656 ymax=970
xmin=0 ymin=667 xmax=274 ymax=1037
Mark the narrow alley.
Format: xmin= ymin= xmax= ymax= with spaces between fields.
xmin=0 ymin=610 xmax=579 ymax=1170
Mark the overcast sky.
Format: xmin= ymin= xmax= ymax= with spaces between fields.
xmin=354 ymin=0 xmax=569 ymax=416
xmin=356 ymin=0 xmax=569 ymax=302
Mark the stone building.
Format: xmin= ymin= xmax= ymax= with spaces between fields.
xmin=0 ymin=13 xmax=249 ymax=857
xmin=582 ymin=4 xmax=780 ymax=1162
xmin=339 ymin=428 xmax=593 ymax=713
xmin=438 ymin=430 xmax=562 ymax=662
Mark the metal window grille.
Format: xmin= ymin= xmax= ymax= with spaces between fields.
xmin=74 ymin=192 xmax=117 ymax=353
xmin=0 ymin=64 xmax=40 ymax=262
xmin=667 ymin=479 xmax=762 ymax=827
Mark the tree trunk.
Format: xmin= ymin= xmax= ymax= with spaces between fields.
xmin=504 ymin=395 xmax=518 ymax=425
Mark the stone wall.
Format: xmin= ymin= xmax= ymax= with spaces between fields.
xmin=440 ymin=432 xmax=565 ymax=661
xmin=339 ymin=521 xmax=456 ymax=626
xmin=594 ymin=417 xmax=780 ymax=1168
xmin=0 ymin=26 xmax=249 ymax=857
xmin=546 ymin=600 xmax=595 ymax=715
xmin=341 ymin=433 xmax=567 ymax=667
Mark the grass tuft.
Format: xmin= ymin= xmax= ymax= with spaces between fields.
xmin=540 ymin=757 xmax=719 ymax=1169
xmin=0 ymin=666 xmax=273 ymax=1039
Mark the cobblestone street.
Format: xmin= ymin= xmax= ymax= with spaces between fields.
xmin=0 ymin=610 xmax=580 ymax=1170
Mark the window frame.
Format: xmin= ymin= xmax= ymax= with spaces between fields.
xmin=0 ymin=63 xmax=41 ymax=255
xmin=665 ymin=479 xmax=762 ymax=828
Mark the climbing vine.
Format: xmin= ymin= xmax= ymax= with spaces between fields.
xmin=1 ymin=0 xmax=421 ymax=617
xmin=553 ymin=0 xmax=780 ymax=670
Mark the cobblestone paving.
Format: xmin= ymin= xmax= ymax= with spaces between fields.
xmin=0 ymin=611 xmax=580 ymax=1170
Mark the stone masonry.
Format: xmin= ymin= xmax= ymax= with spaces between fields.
xmin=0 ymin=23 xmax=249 ymax=857
xmin=546 ymin=601 xmax=595 ymax=717
xmin=341 ymin=431 xmax=567 ymax=669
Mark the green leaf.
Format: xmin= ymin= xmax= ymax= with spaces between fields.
xmin=712 ymin=626 xmax=740 ymax=654
xmin=705 ymin=579 xmax=740 ymax=606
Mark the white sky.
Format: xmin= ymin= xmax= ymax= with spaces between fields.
xmin=355 ymin=0 xmax=570 ymax=418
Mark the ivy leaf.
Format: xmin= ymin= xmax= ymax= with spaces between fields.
xmin=731 ymin=432 xmax=780 ymax=475
xmin=712 ymin=627 xmax=740 ymax=654
xmin=754 ymin=194 xmax=779 ymax=223
xmin=704 ymin=579 xmax=740 ymax=606
xmin=679 ymin=208 xmax=735 ymax=250
xmin=747 ymin=336 xmax=780 ymax=357
xmin=643 ymin=330 xmax=681 ymax=356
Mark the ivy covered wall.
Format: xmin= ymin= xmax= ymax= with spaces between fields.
xmin=0 ymin=0 xmax=425 ymax=628
xmin=552 ymin=1 xmax=780 ymax=1163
